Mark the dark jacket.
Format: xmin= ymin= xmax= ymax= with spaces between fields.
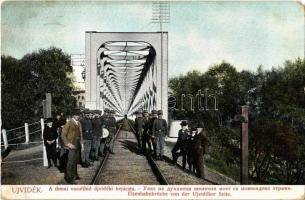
xmin=152 ymin=118 xmax=168 ymax=137
xmin=43 ymin=126 xmax=58 ymax=146
xmin=185 ymin=133 xmax=195 ymax=154
xmin=92 ymin=117 xmax=103 ymax=137
xmin=108 ymin=116 xmax=117 ymax=133
xmin=134 ymin=117 xmax=143 ymax=133
xmin=80 ymin=118 xmax=93 ymax=140
xmin=175 ymin=129 xmax=189 ymax=150
xmin=143 ymin=117 xmax=150 ymax=135
xmin=193 ymin=131 xmax=209 ymax=154
xmin=53 ymin=118 xmax=66 ymax=130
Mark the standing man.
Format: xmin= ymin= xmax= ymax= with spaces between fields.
xmin=91 ymin=110 xmax=103 ymax=160
xmin=171 ymin=120 xmax=189 ymax=169
xmin=186 ymin=127 xmax=196 ymax=173
xmin=53 ymin=113 xmax=66 ymax=172
xmin=106 ymin=110 xmax=117 ymax=154
xmin=43 ymin=118 xmax=58 ymax=168
xmin=142 ymin=110 xmax=150 ymax=154
xmin=80 ymin=110 xmax=93 ymax=167
xmin=62 ymin=109 xmax=83 ymax=184
xmin=152 ymin=110 xmax=168 ymax=161
xmin=149 ymin=110 xmax=158 ymax=157
xmin=134 ymin=110 xmax=143 ymax=151
xmin=193 ymin=124 xmax=209 ymax=178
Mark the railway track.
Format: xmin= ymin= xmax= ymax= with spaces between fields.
xmin=92 ymin=118 xmax=217 ymax=185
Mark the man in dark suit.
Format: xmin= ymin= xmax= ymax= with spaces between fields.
xmin=148 ymin=110 xmax=158 ymax=157
xmin=43 ymin=118 xmax=58 ymax=168
xmin=134 ymin=110 xmax=143 ymax=151
xmin=193 ymin=124 xmax=209 ymax=178
xmin=80 ymin=110 xmax=93 ymax=167
xmin=171 ymin=120 xmax=189 ymax=169
xmin=91 ymin=110 xmax=103 ymax=160
xmin=141 ymin=110 xmax=150 ymax=154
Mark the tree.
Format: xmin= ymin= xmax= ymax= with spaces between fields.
xmin=1 ymin=47 xmax=76 ymax=129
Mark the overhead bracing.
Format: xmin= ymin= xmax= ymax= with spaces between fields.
xmin=85 ymin=32 xmax=168 ymax=120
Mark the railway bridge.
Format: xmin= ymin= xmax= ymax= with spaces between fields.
xmin=84 ymin=32 xmax=168 ymax=121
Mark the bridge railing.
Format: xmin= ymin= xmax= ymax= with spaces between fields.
xmin=1 ymin=118 xmax=48 ymax=167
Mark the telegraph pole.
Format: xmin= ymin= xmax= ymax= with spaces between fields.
xmin=152 ymin=1 xmax=170 ymax=113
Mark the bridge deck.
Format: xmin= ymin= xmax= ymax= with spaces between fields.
xmin=94 ymin=130 xmax=159 ymax=185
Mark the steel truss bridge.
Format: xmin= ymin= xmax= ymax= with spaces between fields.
xmin=85 ymin=32 xmax=168 ymax=120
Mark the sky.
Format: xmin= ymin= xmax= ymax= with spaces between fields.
xmin=2 ymin=1 xmax=304 ymax=82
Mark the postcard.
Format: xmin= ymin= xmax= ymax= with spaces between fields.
xmin=1 ymin=0 xmax=305 ymax=199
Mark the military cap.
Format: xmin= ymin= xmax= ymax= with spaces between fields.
xmin=180 ymin=120 xmax=188 ymax=126
xmin=71 ymin=109 xmax=81 ymax=116
xmin=143 ymin=110 xmax=148 ymax=114
xmin=83 ymin=109 xmax=90 ymax=114
xmin=95 ymin=110 xmax=102 ymax=115
xmin=151 ymin=110 xmax=157 ymax=114
xmin=134 ymin=111 xmax=139 ymax=114
xmin=45 ymin=118 xmax=54 ymax=123
xmin=111 ymin=110 xmax=116 ymax=114
xmin=104 ymin=108 xmax=109 ymax=113
xmin=157 ymin=110 xmax=163 ymax=115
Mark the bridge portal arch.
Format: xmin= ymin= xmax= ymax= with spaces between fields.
xmin=85 ymin=32 xmax=168 ymax=121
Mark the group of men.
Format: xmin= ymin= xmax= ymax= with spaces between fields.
xmin=42 ymin=108 xmax=117 ymax=184
xmin=171 ymin=121 xmax=209 ymax=178
xmin=134 ymin=109 xmax=168 ymax=160
xmin=134 ymin=110 xmax=208 ymax=179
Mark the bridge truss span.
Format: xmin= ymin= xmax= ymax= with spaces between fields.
xmin=85 ymin=32 xmax=168 ymax=120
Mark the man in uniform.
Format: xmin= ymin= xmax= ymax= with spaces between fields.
xmin=105 ymin=110 xmax=117 ymax=154
xmin=193 ymin=124 xmax=209 ymax=178
xmin=80 ymin=110 xmax=93 ymax=167
xmin=91 ymin=110 xmax=103 ymax=161
xmin=148 ymin=110 xmax=158 ymax=157
xmin=134 ymin=110 xmax=143 ymax=151
xmin=171 ymin=120 xmax=189 ymax=169
xmin=62 ymin=109 xmax=83 ymax=184
xmin=152 ymin=110 xmax=168 ymax=161
xmin=141 ymin=110 xmax=150 ymax=154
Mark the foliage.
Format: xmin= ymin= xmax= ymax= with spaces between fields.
xmin=169 ymin=59 xmax=305 ymax=184
xmin=1 ymin=47 xmax=76 ymax=130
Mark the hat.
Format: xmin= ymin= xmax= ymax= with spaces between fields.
xmin=180 ymin=121 xmax=188 ymax=126
xmin=111 ymin=110 xmax=116 ymax=114
xmin=83 ymin=109 xmax=90 ymax=114
xmin=95 ymin=110 xmax=101 ymax=115
xmin=72 ymin=109 xmax=81 ymax=116
xmin=45 ymin=118 xmax=53 ymax=123
xmin=157 ymin=110 xmax=163 ymax=115
xmin=104 ymin=108 xmax=109 ymax=113
xmin=137 ymin=110 xmax=143 ymax=114
xmin=191 ymin=127 xmax=197 ymax=131
xmin=134 ymin=111 xmax=139 ymax=114
xmin=143 ymin=110 xmax=148 ymax=114
xmin=151 ymin=110 xmax=157 ymax=114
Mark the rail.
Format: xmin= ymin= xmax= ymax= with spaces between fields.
xmin=91 ymin=124 xmax=123 ymax=185
xmin=125 ymin=119 xmax=169 ymax=185
xmin=91 ymin=118 xmax=169 ymax=185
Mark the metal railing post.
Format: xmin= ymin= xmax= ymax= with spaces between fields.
xmin=2 ymin=129 xmax=8 ymax=150
xmin=25 ymin=123 xmax=29 ymax=144
xmin=41 ymin=118 xmax=48 ymax=167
